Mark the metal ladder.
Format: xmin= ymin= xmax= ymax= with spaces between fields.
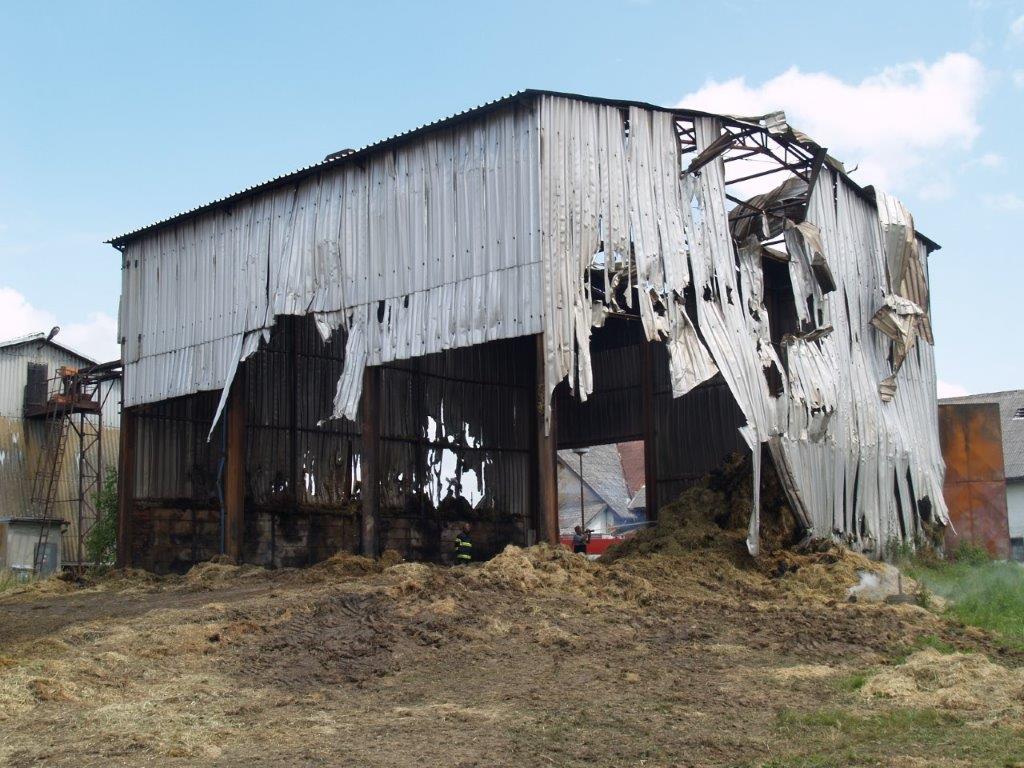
xmin=29 ymin=373 xmax=78 ymax=574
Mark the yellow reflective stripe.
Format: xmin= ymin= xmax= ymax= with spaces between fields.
xmin=457 ymin=554 xmax=472 ymax=560
xmin=458 ymin=541 xmax=472 ymax=547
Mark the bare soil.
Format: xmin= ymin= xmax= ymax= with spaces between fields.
xmin=3 ymin=537 xmax=1023 ymax=767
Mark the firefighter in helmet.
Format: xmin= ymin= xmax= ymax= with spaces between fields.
xmin=453 ymin=522 xmax=473 ymax=565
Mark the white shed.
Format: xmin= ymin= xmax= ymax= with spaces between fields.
xmin=0 ymin=517 xmax=65 ymax=578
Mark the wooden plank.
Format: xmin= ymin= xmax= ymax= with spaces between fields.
xmin=360 ymin=366 xmax=380 ymax=557
xmin=115 ymin=406 xmax=136 ymax=568
xmin=642 ymin=341 xmax=658 ymax=520
xmin=535 ymin=335 xmax=559 ymax=544
xmin=224 ymin=369 xmax=246 ymax=563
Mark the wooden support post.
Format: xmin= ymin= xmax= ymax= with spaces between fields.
xmin=224 ymin=369 xmax=246 ymax=564
xmin=642 ymin=341 xmax=659 ymax=520
xmin=115 ymin=406 xmax=136 ymax=568
xmin=535 ymin=335 xmax=559 ymax=545
xmin=360 ymin=366 xmax=380 ymax=557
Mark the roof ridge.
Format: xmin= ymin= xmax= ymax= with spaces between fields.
xmin=106 ymin=88 xmax=939 ymax=250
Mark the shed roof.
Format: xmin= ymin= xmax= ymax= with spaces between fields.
xmin=107 ymin=89 xmax=939 ymax=251
xmin=940 ymin=390 xmax=1024 ymax=481
xmin=0 ymin=333 xmax=97 ymax=365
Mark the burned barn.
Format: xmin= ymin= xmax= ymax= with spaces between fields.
xmin=110 ymin=90 xmax=947 ymax=572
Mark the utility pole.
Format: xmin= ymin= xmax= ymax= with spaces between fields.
xmin=572 ymin=447 xmax=589 ymax=532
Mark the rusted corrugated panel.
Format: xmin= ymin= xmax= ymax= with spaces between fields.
xmin=939 ymin=402 xmax=1010 ymax=558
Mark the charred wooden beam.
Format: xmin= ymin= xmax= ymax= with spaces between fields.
xmin=360 ymin=366 xmax=380 ymax=557
xmin=115 ymin=406 xmax=136 ymax=568
xmin=642 ymin=341 xmax=658 ymax=521
xmin=224 ymin=368 xmax=246 ymax=563
xmin=535 ymin=335 xmax=559 ymax=545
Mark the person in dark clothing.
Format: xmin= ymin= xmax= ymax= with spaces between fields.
xmin=454 ymin=522 xmax=473 ymax=564
xmin=572 ymin=525 xmax=591 ymax=555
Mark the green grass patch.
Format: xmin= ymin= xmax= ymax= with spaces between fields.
xmin=833 ymin=672 xmax=868 ymax=692
xmin=0 ymin=569 xmax=21 ymax=594
xmin=758 ymin=706 xmax=1024 ymax=767
xmin=902 ymin=552 xmax=1024 ymax=648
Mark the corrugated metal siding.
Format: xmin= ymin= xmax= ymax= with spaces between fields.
xmin=116 ymin=90 xmax=947 ymax=557
xmin=244 ymin=316 xmax=360 ymax=509
xmin=555 ymin=320 xmax=645 ymax=449
xmin=535 ymin=98 xmax=947 ymax=555
xmin=133 ymin=391 xmax=221 ymax=502
xmin=119 ymin=103 xmax=542 ymax=409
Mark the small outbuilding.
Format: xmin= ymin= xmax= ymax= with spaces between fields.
xmin=0 ymin=333 xmax=121 ymax=567
xmin=940 ymin=390 xmax=1024 ymax=560
xmin=0 ymin=517 xmax=65 ymax=578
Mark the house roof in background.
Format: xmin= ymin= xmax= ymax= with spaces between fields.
xmin=940 ymin=390 xmax=1024 ymax=481
xmin=0 ymin=333 xmax=97 ymax=365
xmin=558 ymin=443 xmax=632 ymax=518
xmin=616 ymin=440 xmax=645 ymax=498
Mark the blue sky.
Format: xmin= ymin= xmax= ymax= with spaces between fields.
xmin=1 ymin=0 xmax=1021 ymax=396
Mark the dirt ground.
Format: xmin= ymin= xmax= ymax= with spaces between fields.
xmin=3 ymin=530 xmax=1024 ymax=768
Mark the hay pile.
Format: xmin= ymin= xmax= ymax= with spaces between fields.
xmin=184 ymin=559 xmax=265 ymax=588
xmin=304 ymin=549 xmax=403 ymax=580
xmin=766 ymin=544 xmax=882 ymax=601
xmin=458 ymin=543 xmax=655 ymax=604
xmin=597 ymin=452 xmax=891 ymax=603
xmin=604 ymin=452 xmax=799 ymax=562
xmin=861 ymin=649 xmax=1024 ymax=723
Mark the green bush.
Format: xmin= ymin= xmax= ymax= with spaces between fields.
xmin=952 ymin=541 xmax=990 ymax=566
xmin=85 ymin=469 xmax=118 ymax=565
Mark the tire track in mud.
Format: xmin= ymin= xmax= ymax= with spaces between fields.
xmin=235 ymin=591 xmax=399 ymax=687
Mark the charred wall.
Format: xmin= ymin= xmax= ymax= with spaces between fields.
xmin=125 ymin=318 xmax=536 ymax=572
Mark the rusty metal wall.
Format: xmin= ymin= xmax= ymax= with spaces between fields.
xmin=939 ymin=402 xmax=1010 ymax=558
xmin=129 ymin=324 xmax=536 ymax=568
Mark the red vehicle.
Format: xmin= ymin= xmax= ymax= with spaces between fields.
xmin=559 ymin=521 xmax=651 ymax=558
xmin=558 ymin=531 xmax=623 ymax=558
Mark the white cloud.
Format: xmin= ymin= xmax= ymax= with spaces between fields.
xmin=984 ymin=192 xmax=1024 ymax=212
xmin=1014 ymin=70 xmax=1024 ymax=88
xmin=678 ymin=53 xmax=986 ymax=191
xmin=0 ymin=286 xmax=118 ymax=362
xmin=937 ymin=380 xmax=970 ymax=398
xmin=1011 ymin=14 xmax=1024 ymax=40
xmin=977 ymin=152 xmax=1005 ymax=168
